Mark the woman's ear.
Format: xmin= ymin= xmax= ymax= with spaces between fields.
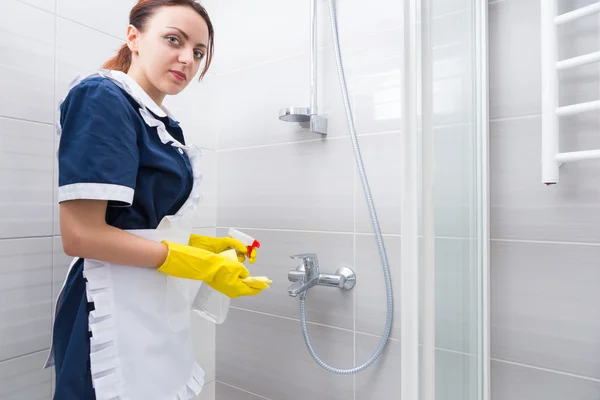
xmin=126 ymin=24 xmax=140 ymax=54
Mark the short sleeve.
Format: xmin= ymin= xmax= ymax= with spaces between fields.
xmin=58 ymin=79 xmax=139 ymax=206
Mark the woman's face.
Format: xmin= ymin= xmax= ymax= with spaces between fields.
xmin=127 ymin=5 xmax=209 ymax=99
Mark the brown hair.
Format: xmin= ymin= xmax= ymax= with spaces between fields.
xmin=102 ymin=0 xmax=214 ymax=79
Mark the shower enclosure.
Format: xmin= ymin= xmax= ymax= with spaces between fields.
xmin=206 ymin=0 xmax=489 ymax=398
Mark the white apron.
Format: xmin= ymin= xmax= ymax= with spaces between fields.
xmin=45 ymin=70 xmax=207 ymax=400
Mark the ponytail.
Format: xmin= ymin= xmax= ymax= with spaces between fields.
xmin=102 ymin=43 xmax=133 ymax=72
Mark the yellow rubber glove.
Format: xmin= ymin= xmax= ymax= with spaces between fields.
xmin=188 ymin=234 xmax=257 ymax=264
xmin=158 ymin=241 xmax=262 ymax=298
xmin=241 ymin=276 xmax=272 ymax=289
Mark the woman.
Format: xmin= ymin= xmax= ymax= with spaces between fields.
xmin=45 ymin=1 xmax=264 ymax=399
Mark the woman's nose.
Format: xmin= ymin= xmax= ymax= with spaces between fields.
xmin=179 ymin=49 xmax=194 ymax=65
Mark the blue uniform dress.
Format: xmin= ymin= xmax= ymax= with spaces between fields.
xmin=52 ymin=75 xmax=194 ymax=400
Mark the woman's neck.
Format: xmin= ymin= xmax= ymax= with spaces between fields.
xmin=127 ymin=67 xmax=165 ymax=107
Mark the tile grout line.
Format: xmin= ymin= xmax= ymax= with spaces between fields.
xmin=216 ymin=131 xmax=400 ymax=153
xmin=0 ymin=115 xmax=54 ymax=126
xmin=14 ymin=0 xmax=125 ymax=42
xmin=13 ymin=0 xmax=52 ymax=15
xmin=214 ymin=226 xmax=600 ymax=247
xmin=56 ymin=15 xmax=125 ymax=42
xmin=227 ymin=305 xmax=504 ymax=358
xmin=491 ymin=237 xmax=600 ymax=247
xmin=0 ymin=348 xmax=50 ymax=364
xmin=491 ymin=358 xmax=600 ymax=383
xmin=216 ymin=381 xmax=273 ymax=400
xmin=229 ymin=305 xmax=404 ymax=342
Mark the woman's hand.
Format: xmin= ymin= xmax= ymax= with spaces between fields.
xmin=188 ymin=235 xmax=257 ymax=263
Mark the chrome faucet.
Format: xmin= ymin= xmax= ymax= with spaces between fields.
xmin=287 ymin=253 xmax=356 ymax=299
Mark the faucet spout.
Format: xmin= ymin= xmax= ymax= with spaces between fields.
xmin=288 ymin=278 xmax=318 ymax=297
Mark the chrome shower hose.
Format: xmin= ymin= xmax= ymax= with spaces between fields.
xmin=298 ymin=0 xmax=394 ymax=375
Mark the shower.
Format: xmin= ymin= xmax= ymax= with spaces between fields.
xmin=278 ymin=0 xmax=394 ymax=375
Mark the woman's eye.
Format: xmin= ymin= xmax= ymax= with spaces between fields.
xmin=167 ymin=36 xmax=180 ymax=45
xmin=194 ymin=51 xmax=204 ymax=60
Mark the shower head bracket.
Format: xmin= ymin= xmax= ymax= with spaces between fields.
xmin=278 ymin=107 xmax=328 ymax=135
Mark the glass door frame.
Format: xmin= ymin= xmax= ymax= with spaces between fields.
xmin=400 ymin=0 xmax=490 ymax=399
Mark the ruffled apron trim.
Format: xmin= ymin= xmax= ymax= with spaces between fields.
xmin=84 ymin=260 xmax=206 ymax=400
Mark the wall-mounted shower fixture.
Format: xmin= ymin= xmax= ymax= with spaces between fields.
xmin=278 ymin=0 xmax=328 ymax=135
xmin=287 ymin=253 xmax=356 ymax=299
xmin=281 ymin=0 xmax=393 ymax=376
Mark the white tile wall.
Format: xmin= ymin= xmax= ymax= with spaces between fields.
xmin=55 ymin=0 xmax=135 ymax=38
xmin=0 ymin=0 xmax=55 ymax=123
xmin=164 ymin=74 xmax=219 ymax=151
xmin=17 ymin=0 xmax=55 ymax=13
xmin=217 ymin=139 xmax=355 ymax=232
xmin=55 ymin=16 xmax=123 ymax=107
xmin=0 ymin=351 xmax=52 ymax=400
xmin=1 ymin=1 xmax=218 ymax=398
xmin=193 ymin=150 xmax=218 ymax=228
xmin=0 ymin=238 xmax=52 ymax=362
xmin=0 ymin=117 xmax=54 ymax=239
xmin=200 ymin=0 xmax=310 ymax=74
xmin=216 ymin=308 xmax=354 ymax=400
xmin=489 ymin=0 xmax=600 ymax=397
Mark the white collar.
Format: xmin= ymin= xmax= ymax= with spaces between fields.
xmin=105 ymin=70 xmax=171 ymax=119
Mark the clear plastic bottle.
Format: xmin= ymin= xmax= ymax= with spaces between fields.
xmin=190 ymin=248 xmax=237 ymax=324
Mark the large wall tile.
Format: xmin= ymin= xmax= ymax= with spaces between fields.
xmin=196 ymin=381 xmax=215 ymax=400
xmin=56 ymin=0 xmax=135 ymax=38
xmin=194 ymin=150 xmax=217 ymax=228
xmin=192 ymin=314 xmax=216 ymax=384
xmin=165 ymin=74 xmax=218 ymax=151
xmin=217 ymin=139 xmax=354 ymax=232
xmin=55 ymin=17 xmax=123 ymax=106
xmin=200 ymin=0 xmax=309 ymax=74
xmin=355 ymin=234 xmax=401 ymax=340
xmin=215 ymin=52 xmax=348 ymax=150
xmin=0 ymin=238 xmax=52 ymax=362
xmin=0 ymin=0 xmax=54 ymax=123
xmin=491 ymin=360 xmax=600 ymax=400
xmin=346 ymin=37 xmax=403 ymax=136
xmin=219 ymin=228 xmax=354 ymax=330
xmin=0 ymin=118 xmax=54 ymax=239
xmin=318 ymin=0 xmax=402 ymax=51
xmin=491 ymin=240 xmax=600 ymax=379
xmin=355 ymin=335 xmax=401 ymax=399
xmin=0 ymin=351 xmax=52 ymax=400
xmin=354 ymin=133 xmax=401 ymax=234
xmin=216 ymin=308 xmax=353 ymax=400
xmin=490 ymin=116 xmax=600 ymax=243
xmin=489 ymin=0 xmax=541 ymax=119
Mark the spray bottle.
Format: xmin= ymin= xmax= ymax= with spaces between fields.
xmin=191 ymin=229 xmax=262 ymax=324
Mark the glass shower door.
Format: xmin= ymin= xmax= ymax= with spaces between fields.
xmin=401 ymin=0 xmax=489 ymax=399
